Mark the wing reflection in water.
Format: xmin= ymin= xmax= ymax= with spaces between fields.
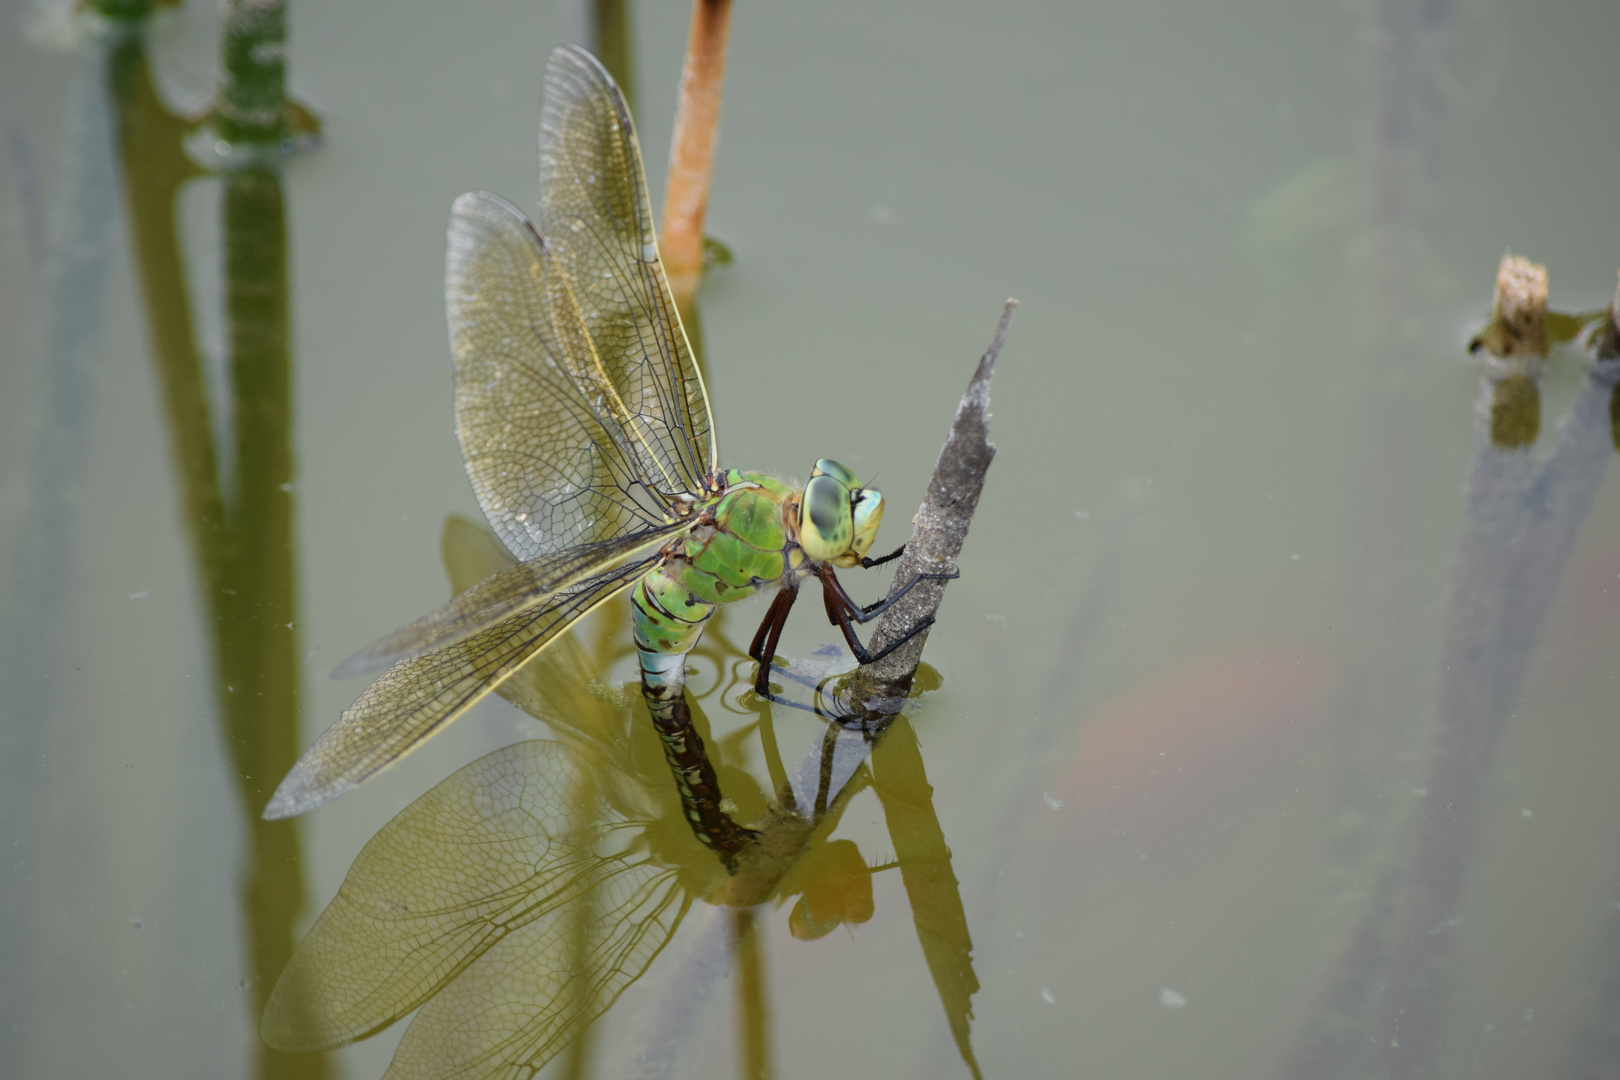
xmin=261 ymin=515 xmax=906 ymax=1078
xmin=261 ymin=737 xmax=691 ymax=1074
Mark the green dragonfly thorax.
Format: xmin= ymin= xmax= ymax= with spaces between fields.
xmin=630 ymin=462 xmax=882 ymax=685
xmin=678 ymin=463 xmax=883 ymax=602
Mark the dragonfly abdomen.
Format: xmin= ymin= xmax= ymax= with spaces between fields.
xmin=631 ymin=567 xmax=715 ymax=667
xmin=629 ymin=476 xmax=801 ymax=865
xmin=627 ymin=472 xmax=804 ymax=862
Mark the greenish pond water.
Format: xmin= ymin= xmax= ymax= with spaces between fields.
xmin=3 ymin=0 xmax=1620 ymax=1078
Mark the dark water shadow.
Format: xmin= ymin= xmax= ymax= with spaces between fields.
xmin=1283 ymin=292 xmax=1619 ymax=1077
xmin=94 ymin=5 xmax=326 ymax=1078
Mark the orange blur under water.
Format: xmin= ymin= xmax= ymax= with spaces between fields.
xmin=1046 ymin=646 xmax=1334 ymax=866
xmin=1546 ymin=541 xmax=1620 ymax=673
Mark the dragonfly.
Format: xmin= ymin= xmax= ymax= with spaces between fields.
xmin=262 ymin=45 xmax=949 ymax=822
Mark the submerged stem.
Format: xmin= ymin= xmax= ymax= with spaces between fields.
xmin=846 ymin=300 xmax=1015 ymax=712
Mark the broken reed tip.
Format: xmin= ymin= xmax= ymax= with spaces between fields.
xmin=1470 ymin=253 xmax=1549 ymax=360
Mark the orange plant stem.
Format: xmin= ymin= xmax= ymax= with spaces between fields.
xmin=660 ymin=0 xmax=732 ymax=306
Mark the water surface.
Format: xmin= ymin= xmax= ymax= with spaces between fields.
xmin=3 ymin=0 xmax=1620 ymax=1077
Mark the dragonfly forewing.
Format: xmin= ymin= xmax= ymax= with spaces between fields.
xmin=448 ymin=191 xmax=678 ymax=562
xmin=262 ymin=559 xmax=650 ymax=820
xmin=537 ymin=46 xmax=714 ymax=493
xmin=331 ymin=527 xmax=684 ymax=679
xmin=448 ymin=47 xmax=712 ymax=566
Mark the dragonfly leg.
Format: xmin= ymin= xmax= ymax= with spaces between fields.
xmin=748 ymin=584 xmax=799 ymax=695
xmin=817 ymin=565 xmax=946 ymax=664
xmin=822 ymin=562 xmax=959 ymax=623
xmin=859 ymin=544 xmax=906 ymax=569
xmin=861 ymin=613 xmax=937 ymax=663
xmin=747 ymin=587 xmax=789 ymax=660
xmin=819 ymin=568 xmax=939 ymax=665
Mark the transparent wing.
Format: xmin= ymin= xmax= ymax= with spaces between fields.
xmin=261 ymin=740 xmax=689 ymax=1079
xmin=448 ymin=45 xmax=713 ymax=563
xmin=331 ymin=526 xmax=683 ymax=679
xmin=441 ymin=513 xmax=521 ymax=594
xmin=439 ymin=513 xmax=667 ymax=804
xmin=537 ymin=46 xmax=714 ymax=492
xmin=262 ymin=558 xmax=650 ymax=819
xmin=385 ymin=832 xmax=687 ymax=1079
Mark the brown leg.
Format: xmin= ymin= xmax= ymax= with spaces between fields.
xmin=822 ymin=560 xmax=958 ymax=621
xmin=817 ymin=564 xmax=938 ymax=666
xmin=748 ymin=583 xmax=798 ymax=694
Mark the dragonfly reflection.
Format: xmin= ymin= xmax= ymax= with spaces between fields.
xmin=260 ymin=515 xmax=896 ymax=1077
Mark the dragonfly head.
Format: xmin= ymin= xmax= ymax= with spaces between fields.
xmin=799 ymin=459 xmax=884 ymax=567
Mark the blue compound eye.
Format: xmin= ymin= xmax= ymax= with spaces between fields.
xmin=800 ymin=473 xmax=853 ymax=562
xmin=849 ymin=488 xmax=884 ymax=561
xmin=810 ymin=459 xmax=863 ymax=489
